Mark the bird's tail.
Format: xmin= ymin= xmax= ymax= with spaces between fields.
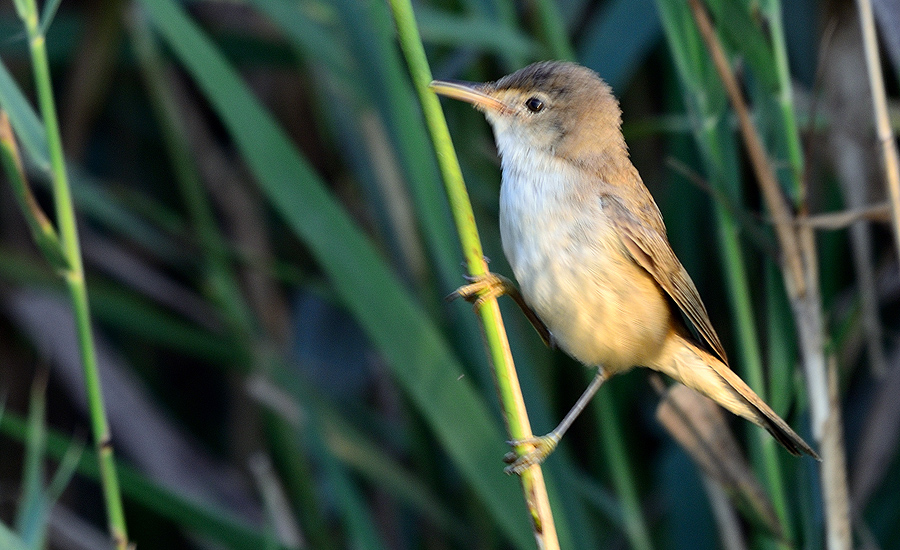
xmin=650 ymin=327 xmax=820 ymax=460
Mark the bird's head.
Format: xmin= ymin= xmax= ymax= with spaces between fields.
xmin=431 ymin=61 xmax=627 ymax=167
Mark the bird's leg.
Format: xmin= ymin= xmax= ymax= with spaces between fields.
xmin=504 ymin=368 xmax=607 ymax=474
xmin=448 ymin=272 xmax=553 ymax=348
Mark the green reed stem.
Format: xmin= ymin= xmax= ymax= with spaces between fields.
xmin=759 ymin=0 xmax=805 ymax=203
xmin=14 ymin=0 xmax=129 ymax=546
xmin=387 ymin=0 xmax=561 ymax=547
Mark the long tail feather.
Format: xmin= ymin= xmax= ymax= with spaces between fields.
xmin=651 ymin=329 xmax=820 ymax=460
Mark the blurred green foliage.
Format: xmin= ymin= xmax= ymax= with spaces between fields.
xmin=0 ymin=0 xmax=897 ymax=548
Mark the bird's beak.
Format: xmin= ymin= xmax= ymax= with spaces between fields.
xmin=429 ymin=80 xmax=507 ymax=113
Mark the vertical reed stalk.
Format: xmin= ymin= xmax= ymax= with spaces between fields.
xmin=855 ymin=0 xmax=900 ymax=277
xmin=12 ymin=0 xmax=130 ymax=546
xmin=387 ymin=1 xmax=560 ymax=547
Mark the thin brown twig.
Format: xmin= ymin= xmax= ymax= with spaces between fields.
xmin=688 ymin=0 xmax=805 ymax=297
xmin=797 ymin=203 xmax=892 ymax=229
xmin=688 ymin=0 xmax=833 ymax=426
xmin=671 ymin=155 xmax=890 ymax=233
xmin=856 ymin=0 xmax=900 ymax=270
xmin=814 ymin=10 xmax=887 ymax=377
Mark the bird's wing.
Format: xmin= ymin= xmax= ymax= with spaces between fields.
xmin=604 ymin=194 xmax=729 ymax=364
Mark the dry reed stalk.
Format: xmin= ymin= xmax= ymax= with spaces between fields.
xmin=688 ymin=1 xmax=852 ymax=548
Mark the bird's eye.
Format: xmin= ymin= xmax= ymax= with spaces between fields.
xmin=524 ymin=97 xmax=545 ymax=113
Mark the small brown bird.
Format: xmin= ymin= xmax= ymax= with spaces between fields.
xmin=431 ymin=61 xmax=819 ymax=473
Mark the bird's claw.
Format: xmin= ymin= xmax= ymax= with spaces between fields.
xmin=503 ymin=433 xmax=560 ymax=475
xmin=446 ymin=272 xmax=512 ymax=309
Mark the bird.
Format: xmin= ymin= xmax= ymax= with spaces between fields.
xmin=430 ymin=61 xmax=819 ymax=473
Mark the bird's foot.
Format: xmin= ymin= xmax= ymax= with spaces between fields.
xmin=447 ymin=272 xmax=515 ymax=309
xmin=503 ymin=433 xmax=560 ymax=475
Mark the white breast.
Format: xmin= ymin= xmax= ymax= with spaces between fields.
xmin=495 ymin=136 xmax=670 ymax=370
xmin=497 ymin=144 xmax=582 ymax=276
xmin=498 ymin=144 xmax=604 ymax=326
